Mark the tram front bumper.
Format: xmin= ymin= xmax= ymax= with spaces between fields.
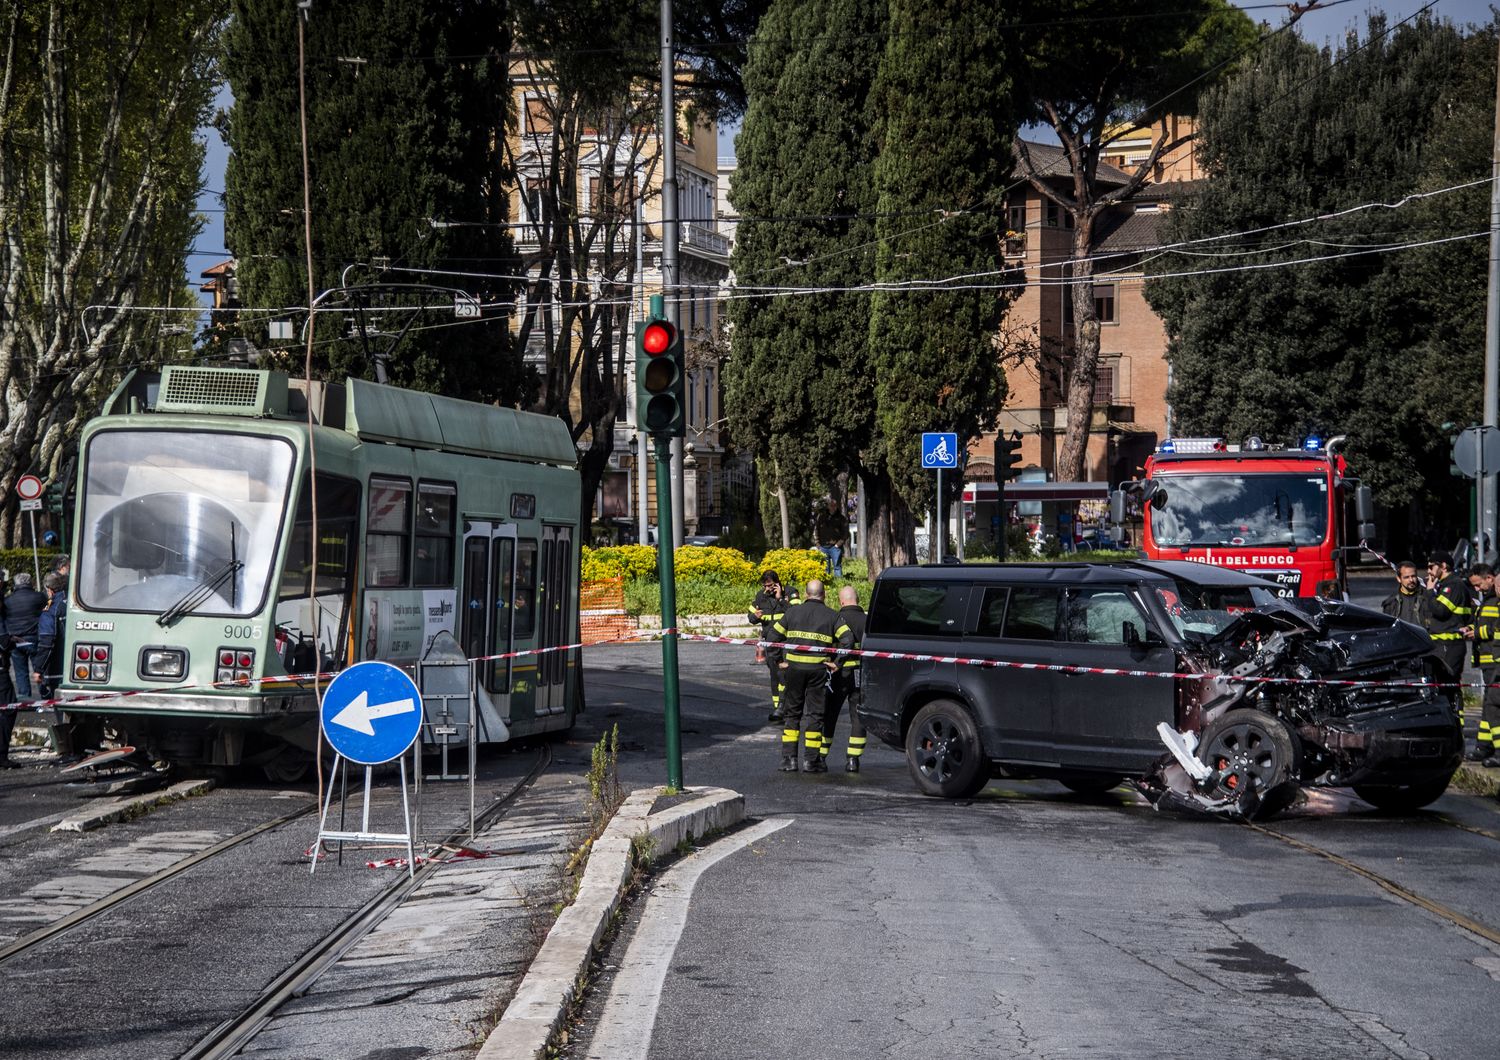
xmin=55 ymin=688 xmax=315 ymax=719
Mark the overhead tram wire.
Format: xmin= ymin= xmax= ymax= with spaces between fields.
xmin=129 ymin=214 xmax=1473 ymax=328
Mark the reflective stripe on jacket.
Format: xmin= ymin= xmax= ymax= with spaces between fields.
xmin=1427 ymin=572 xmax=1473 ymax=640
xmin=771 ymin=598 xmax=853 ymax=666
xmin=1476 ymin=593 xmax=1500 ymax=666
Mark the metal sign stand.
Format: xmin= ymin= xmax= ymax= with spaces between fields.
xmin=311 ymin=753 xmax=416 ymax=879
xmin=308 ymin=661 xmax=426 ymax=879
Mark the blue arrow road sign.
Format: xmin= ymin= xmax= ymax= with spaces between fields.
xmin=320 ymin=661 xmax=423 ymax=765
xmin=921 ymin=432 xmax=959 ymax=469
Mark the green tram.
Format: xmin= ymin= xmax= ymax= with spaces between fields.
xmin=57 ymin=365 xmax=582 ymax=779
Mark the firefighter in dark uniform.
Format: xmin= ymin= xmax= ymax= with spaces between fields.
xmin=769 ymin=579 xmax=853 ymax=773
xmin=819 ymin=585 xmax=868 ymax=772
xmin=1424 ymin=550 xmax=1472 ymax=682
xmin=1469 ymin=564 xmax=1500 ymax=765
xmin=748 ymin=571 xmax=798 ymax=723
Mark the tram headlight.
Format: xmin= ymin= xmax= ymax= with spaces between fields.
xmin=141 ymin=648 xmax=186 ymax=679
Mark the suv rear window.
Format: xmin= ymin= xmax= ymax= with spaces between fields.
xmin=869 ymin=581 xmax=967 ymax=638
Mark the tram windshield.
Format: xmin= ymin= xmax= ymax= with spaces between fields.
xmin=78 ymin=430 xmax=296 ymax=617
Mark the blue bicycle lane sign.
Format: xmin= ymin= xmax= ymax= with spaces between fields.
xmin=921 ymin=432 xmax=959 ymax=469
xmin=319 ymin=661 xmax=424 ymax=765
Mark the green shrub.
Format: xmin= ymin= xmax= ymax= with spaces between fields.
xmin=581 ymin=544 xmax=657 ymax=582
xmin=671 ymin=545 xmax=758 ymax=584
xmin=625 ymin=577 xmax=760 ymax=617
xmin=758 ymin=547 xmax=828 ymax=588
xmin=0 ymin=549 xmax=61 ymax=579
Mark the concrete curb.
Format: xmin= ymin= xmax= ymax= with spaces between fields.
xmin=50 ymin=778 xmax=215 ymax=833
xmin=476 ymin=786 xmax=745 ymax=1060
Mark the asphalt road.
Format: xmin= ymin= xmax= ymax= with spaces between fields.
xmin=572 ymin=638 xmax=1500 ymax=1060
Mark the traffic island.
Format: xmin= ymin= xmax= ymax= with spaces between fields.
xmin=476 ymin=785 xmax=745 ymax=1060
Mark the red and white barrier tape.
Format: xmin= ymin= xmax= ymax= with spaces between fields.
xmin=667 ymin=632 xmax=1480 ymax=693
xmin=1360 ymin=539 xmax=1400 ymax=574
xmin=11 ymin=622 xmax=1487 ymax=713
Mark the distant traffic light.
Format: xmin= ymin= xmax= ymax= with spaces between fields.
xmin=636 ymin=294 xmax=684 ymax=438
xmin=995 ymin=434 xmax=1022 ymax=482
xmin=44 ymin=480 xmax=65 ymax=515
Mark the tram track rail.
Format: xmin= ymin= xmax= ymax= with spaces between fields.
xmin=180 ymin=742 xmax=553 ymax=1060
xmin=1243 ymin=816 xmax=1500 ymax=948
xmin=0 ymin=801 xmax=318 ymax=968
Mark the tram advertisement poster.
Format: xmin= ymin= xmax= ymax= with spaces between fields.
xmin=365 ymin=591 xmax=457 ymax=662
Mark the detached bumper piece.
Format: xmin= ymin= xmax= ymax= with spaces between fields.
xmin=1139 ymin=722 xmax=1290 ymax=820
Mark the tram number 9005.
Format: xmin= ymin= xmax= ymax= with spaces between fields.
xmin=224 ymin=624 xmax=263 ymax=640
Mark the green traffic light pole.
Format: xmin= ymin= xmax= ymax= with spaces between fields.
xmin=653 ymin=434 xmax=684 ymax=790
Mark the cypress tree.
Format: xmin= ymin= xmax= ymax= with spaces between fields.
xmin=222 ymin=0 xmax=524 ymax=402
xmin=866 ymin=0 xmax=1026 ymax=567
xmin=726 ymin=0 xmax=885 ymax=550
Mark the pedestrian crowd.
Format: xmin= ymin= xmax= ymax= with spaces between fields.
xmin=749 ymin=569 xmax=867 ymax=775
xmin=0 ymin=554 xmax=69 ymax=769
xmin=1382 ymin=549 xmax=1500 ymax=767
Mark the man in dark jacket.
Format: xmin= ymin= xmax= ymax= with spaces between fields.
xmin=769 ymin=580 xmax=853 ymax=773
xmin=819 ymin=585 xmax=868 ymax=772
xmin=0 ymin=572 xmax=48 ymax=700
xmin=1381 ymin=561 xmax=1429 ymax=627
xmin=33 ymin=571 xmax=68 ymax=697
xmin=748 ymin=571 xmax=798 ymax=723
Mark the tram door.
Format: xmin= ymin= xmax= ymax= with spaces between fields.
xmin=535 ymin=524 xmax=574 ymax=716
xmin=460 ymin=520 xmax=518 ymax=736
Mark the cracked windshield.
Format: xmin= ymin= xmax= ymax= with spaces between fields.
xmin=1152 ymin=474 xmax=1328 ymax=548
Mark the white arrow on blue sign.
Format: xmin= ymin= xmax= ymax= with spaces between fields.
xmin=320 ymin=661 xmax=423 ymax=765
xmin=921 ymin=432 xmax=959 ymax=469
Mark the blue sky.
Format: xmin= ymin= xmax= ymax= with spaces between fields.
xmin=186 ymin=0 xmax=1497 ymax=305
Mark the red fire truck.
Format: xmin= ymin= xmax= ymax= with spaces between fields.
xmin=1111 ymin=434 xmax=1377 ymax=598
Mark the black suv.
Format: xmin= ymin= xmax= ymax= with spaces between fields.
xmin=858 ymin=560 xmax=1461 ymax=818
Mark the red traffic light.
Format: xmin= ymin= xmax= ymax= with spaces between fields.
xmin=641 ymin=320 xmax=675 ymax=356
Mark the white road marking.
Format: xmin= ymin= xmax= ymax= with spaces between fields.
xmin=584 ymin=816 xmax=793 ymax=1060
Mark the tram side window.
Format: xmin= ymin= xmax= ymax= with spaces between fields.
xmin=515 ymin=540 xmax=537 ymax=638
xmin=280 ymin=475 xmax=360 ymax=599
xmin=413 ymin=481 xmax=456 ymax=587
xmin=366 ymin=477 xmax=412 ymax=587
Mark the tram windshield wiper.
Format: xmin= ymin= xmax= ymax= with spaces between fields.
xmin=157 ymin=559 xmax=244 ymax=627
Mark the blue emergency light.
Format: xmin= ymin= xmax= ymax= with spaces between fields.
xmin=1303 ymin=435 xmax=1322 ymax=451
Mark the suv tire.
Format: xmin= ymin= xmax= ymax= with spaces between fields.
xmin=1199 ymin=708 xmax=1301 ymax=819
xmin=905 ymin=700 xmax=988 ymax=799
xmin=1353 ymin=775 xmax=1452 ymax=813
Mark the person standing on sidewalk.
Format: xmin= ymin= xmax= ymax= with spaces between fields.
xmin=1424 ymin=551 xmax=1472 ymax=682
xmin=1382 ymin=561 xmax=1430 ymax=627
xmin=0 ymin=572 xmax=47 ymax=701
xmin=769 ymin=579 xmax=852 ymax=773
xmin=813 ymin=496 xmax=848 ymax=579
xmin=748 ymin=571 xmax=798 ymax=723
xmin=819 ymin=585 xmax=868 ymax=773
xmin=1470 ymin=564 xmax=1500 ymax=765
